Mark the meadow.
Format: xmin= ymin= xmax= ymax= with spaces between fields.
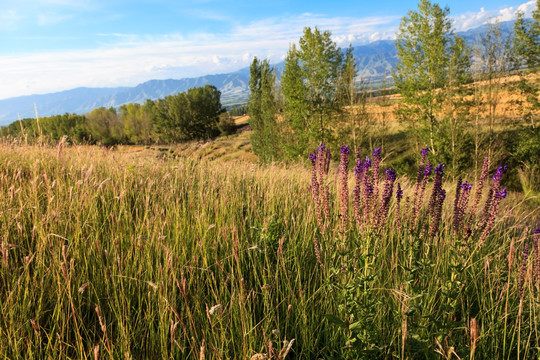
xmin=0 ymin=139 xmax=538 ymax=359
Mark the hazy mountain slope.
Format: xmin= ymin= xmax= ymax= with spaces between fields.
xmin=0 ymin=69 xmax=251 ymax=125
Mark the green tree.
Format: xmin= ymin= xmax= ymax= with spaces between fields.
xmin=153 ymin=85 xmax=223 ymax=142
xmin=513 ymin=1 xmax=540 ymax=128
xmin=216 ymin=112 xmax=236 ymax=136
xmin=120 ymin=103 xmax=154 ymax=144
xmin=393 ymin=0 xmax=454 ymax=155
xmin=248 ymin=57 xmax=280 ymax=162
xmin=336 ymin=46 xmax=361 ymax=151
xmin=281 ymin=43 xmax=310 ymax=157
xmin=185 ymin=85 xmax=223 ymax=139
xmin=85 ymin=107 xmax=123 ymax=145
xmin=441 ymin=35 xmax=474 ymax=174
xmin=514 ymin=0 xmax=540 ymax=71
xmin=281 ymin=27 xmax=346 ymax=157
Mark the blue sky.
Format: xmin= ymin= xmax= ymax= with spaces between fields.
xmin=0 ymin=0 xmax=536 ymax=99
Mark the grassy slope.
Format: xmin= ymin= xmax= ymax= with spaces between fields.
xmin=0 ymin=143 xmax=538 ymax=359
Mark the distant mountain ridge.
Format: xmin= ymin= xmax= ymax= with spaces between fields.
xmin=0 ymin=20 xmax=516 ymax=126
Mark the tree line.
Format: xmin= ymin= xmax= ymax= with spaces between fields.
xmin=248 ymin=0 xmax=539 ymax=185
xmin=0 ymin=84 xmax=235 ymax=145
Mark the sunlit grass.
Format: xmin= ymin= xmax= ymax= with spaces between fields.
xmin=0 ymin=142 xmax=538 ymax=359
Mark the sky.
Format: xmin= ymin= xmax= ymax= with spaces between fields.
xmin=0 ymin=0 xmax=536 ymax=100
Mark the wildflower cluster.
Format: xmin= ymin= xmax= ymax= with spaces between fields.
xmin=308 ymin=144 xmax=514 ymax=242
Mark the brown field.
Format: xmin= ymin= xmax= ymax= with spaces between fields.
xmin=364 ymin=71 xmax=540 ymax=123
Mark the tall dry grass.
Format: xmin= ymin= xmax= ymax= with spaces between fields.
xmin=0 ymin=142 xmax=538 ymax=359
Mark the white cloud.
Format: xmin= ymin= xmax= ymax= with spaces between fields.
xmin=452 ymin=0 xmax=536 ymax=32
xmin=0 ymin=12 xmax=399 ymax=99
xmin=0 ymin=2 xmax=536 ymax=99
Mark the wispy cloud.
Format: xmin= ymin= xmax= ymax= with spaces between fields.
xmin=0 ymin=2 xmax=535 ymax=100
xmin=0 ymin=10 xmax=23 ymax=31
xmin=452 ymin=0 xmax=536 ymax=31
xmin=36 ymin=11 xmax=75 ymax=25
xmin=1 ymin=0 xmax=99 ymax=30
xmin=0 ymin=12 xmax=399 ymax=99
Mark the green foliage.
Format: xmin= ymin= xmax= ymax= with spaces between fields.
xmin=119 ymin=102 xmax=154 ymax=144
xmin=512 ymin=125 xmax=540 ymax=193
xmin=216 ymin=112 xmax=237 ymax=136
xmin=154 ymin=85 xmax=224 ymax=142
xmin=228 ymin=104 xmax=248 ymax=117
xmin=248 ymin=57 xmax=280 ymax=162
xmin=513 ymin=1 xmax=540 ymax=129
xmin=0 ymin=86 xmax=226 ymax=145
xmin=85 ymin=107 xmax=124 ymax=145
xmin=513 ymin=0 xmax=540 ymax=71
xmin=393 ymin=0 xmax=472 ymax=169
xmin=281 ymin=27 xmax=348 ymax=158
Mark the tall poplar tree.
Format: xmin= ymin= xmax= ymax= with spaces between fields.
xmin=514 ymin=0 xmax=540 ymax=71
xmin=393 ymin=0 xmax=456 ymax=155
xmin=513 ymin=0 xmax=539 ymax=127
xmin=281 ymin=27 xmax=345 ymax=157
xmin=248 ymin=57 xmax=279 ymax=162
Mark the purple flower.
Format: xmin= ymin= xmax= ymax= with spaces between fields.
xmin=385 ymin=168 xmax=397 ymax=181
xmin=364 ymin=157 xmax=371 ymax=169
xmin=534 ymin=224 xmax=540 ymax=234
xmin=355 ymin=160 xmax=364 ymax=176
xmin=421 ymin=147 xmax=429 ymax=156
xmin=326 ymin=148 xmax=331 ymax=160
xmin=366 ymin=184 xmax=373 ymax=194
xmin=309 ymin=153 xmax=317 ymax=165
xmin=372 ymin=147 xmax=381 ymax=159
xmin=424 ymin=164 xmax=433 ymax=176
xmin=495 ymin=187 xmax=507 ymax=199
xmin=461 ymin=181 xmax=472 ymax=191
xmin=435 ymin=163 xmax=445 ymax=175
xmin=340 ymin=145 xmax=350 ymax=154
xmin=493 ymin=165 xmax=508 ymax=181
xmin=396 ymin=186 xmax=403 ymax=200
xmin=440 ymin=189 xmax=446 ymax=201
xmin=318 ymin=142 xmax=326 ymax=152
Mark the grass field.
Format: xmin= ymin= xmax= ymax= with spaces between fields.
xmin=0 ymin=141 xmax=538 ymax=359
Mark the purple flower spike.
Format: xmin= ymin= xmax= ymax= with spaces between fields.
xmin=326 ymin=148 xmax=331 ymax=160
xmin=495 ymin=187 xmax=507 ymax=199
xmin=340 ymin=145 xmax=350 ymax=154
xmin=424 ymin=164 xmax=433 ymax=176
xmin=493 ymin=165 xmax=508 ymax=181
xmin=309 ymin=153 xmax=316 ymax=164
xmin=373 ymin=147 xmax=381 ymax=159
xmin=439 ymin=189 xmax=446 ymax=201
xmin=385 ymin=168 xmax=397 ymax=181
xmin=397 ymin=187 xmax=403 ymax=200
xmin=534 ymin=224 xmax=540 ymax=234
xmin=421 ymin=147 xmax=429 ymax=156
xmin=355 ymin=160 xmax=364 ymax=176
xmin=435 ymin=163 xmax=445 ymax=175
xmin=319 ymin=142 xmax=326 ymax=152
xmin=364 ymin=157 xmax=371 ymax=168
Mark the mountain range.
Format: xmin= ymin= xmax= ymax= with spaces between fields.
xmin=0 ymin=20 xmax=516 ymax=126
